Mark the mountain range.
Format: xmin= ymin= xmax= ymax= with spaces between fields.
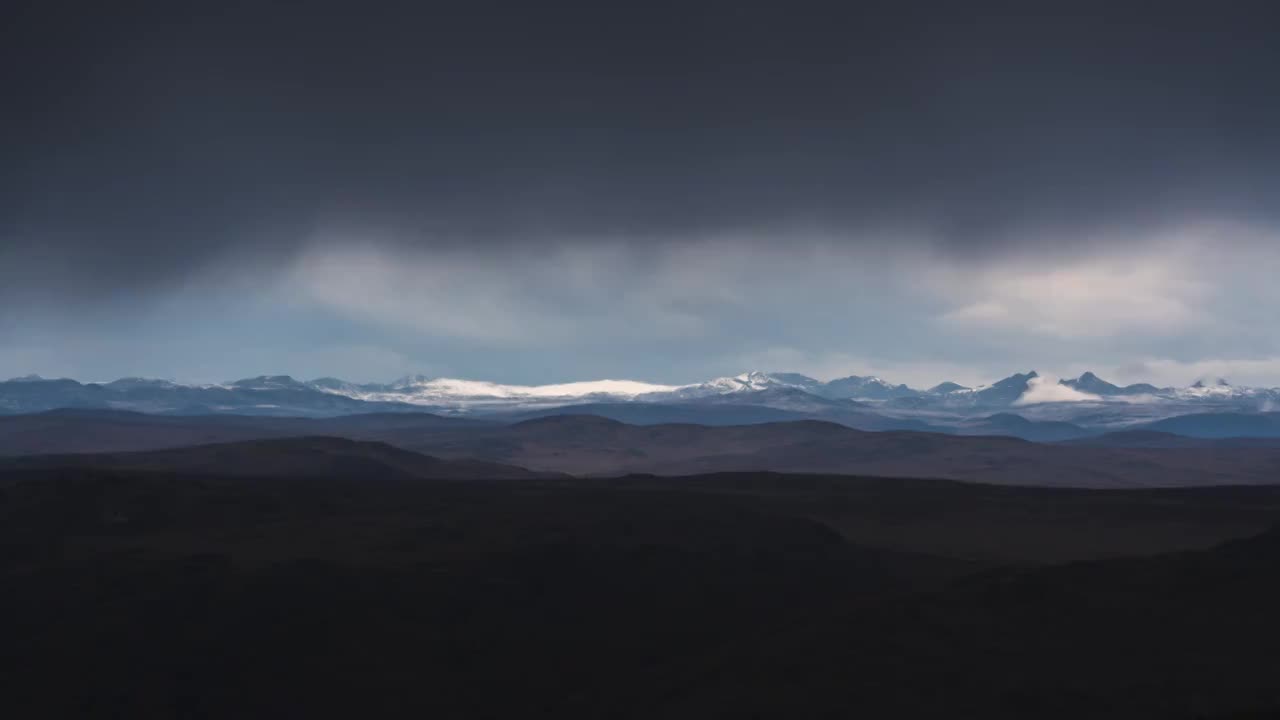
xmin=4 ymin=370 xmax=1280 ymax=439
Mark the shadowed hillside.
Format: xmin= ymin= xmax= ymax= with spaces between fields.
xmin=650 ymin=525 xmax=1280 ymax=719
xmin=0 ymin=409 xmax=492 ymax=455
xmin=5 ymin=461 xmax=1280 ymax=718
xmin=1 ymin=435 xmax=552 ymax=480
xmin=6 ymin=411 xmax=1280 ymax=488
xmin=404 ymin=415 xmax=1280 ymax=487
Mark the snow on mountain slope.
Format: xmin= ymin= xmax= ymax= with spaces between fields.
xmin=820 ymin=375 xmax=919 ymax=400
xmin=645 ymin=371 xmax=823 ymax=400
xmin=5 ymin=370 xmax=1280 ymax=423
xmin=699 ymin=371 xmax=813 ymax=392
xmin=1178 ymin=378 xmax=1240 ymax=399
xmin=320 ymin=376 xmax=687 ymax=406
xmin=338 ymin=371 xmax=835 ymax=407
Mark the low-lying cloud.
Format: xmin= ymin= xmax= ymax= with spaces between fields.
xmin=1014 ymin=376 xmax=1102 ymax=405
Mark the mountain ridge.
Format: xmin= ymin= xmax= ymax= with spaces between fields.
xmin=4 ymin=371 xmax=1279 ymax=436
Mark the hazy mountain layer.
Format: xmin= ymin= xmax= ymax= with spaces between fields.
xmin=4 ymin=370 xmax=1280 ymax=436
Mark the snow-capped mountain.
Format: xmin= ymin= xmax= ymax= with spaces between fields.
xmin=650 ymin=371 xmax=819 ymax=400
xmin=1053 ymin=372 xmax=1280 ymax=404
xmin=3 ymin=370 xmax=1279 ymax=432
xmin=1179 ymin=378 xmax=1241 ymax=399
xmin=334 ymin=376 xmax=685 ymax=407
xmin=819 ymin=375 xmax=920 ymax=400
xmin=649 ymin=372 xmax=925 ymax=402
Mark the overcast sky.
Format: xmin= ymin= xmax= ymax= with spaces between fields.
xmin=3 ymin=1 xmax=1279 ymax=387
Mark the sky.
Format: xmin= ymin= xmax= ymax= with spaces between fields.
xmin=3 ymin=1 xmax=1280 ymax=388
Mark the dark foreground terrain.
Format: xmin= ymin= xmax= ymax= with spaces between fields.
xmin=4 ymin=439 xmax=1280 ymax=718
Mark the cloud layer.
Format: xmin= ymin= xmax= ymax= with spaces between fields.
xmin=3 ymin=2 xmax=1280 ymax=385
xmin=1014 ymin=377 xmax=1102 ymax=406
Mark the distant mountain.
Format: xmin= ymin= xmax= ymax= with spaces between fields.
xmin=1060 ymin=371 xmax=1163 ymax=396
xmin=1137 ymin=412 xmax=1280 ymax=438
xmin=1061 ymin=430 xmax=1203 ymax=448
xmin=1122 ymin=381 xmax=1165 ymax=394
xmin=819 ymin=375 xmax=920 ymax=400
xmin=354 ymin=375 xmax=683 ymax=405
xmin=0 ymin=375 xmax=419 ymax=417
xmin=894 ymin=371 xmax=1040 ymax=408
xmin=227 ymin=375 xmax=313 ymax=391
xmin=1054 ymin=430 xmax=1280 ymax=449
xmin=973 ymin=371 xmax=1040 ymax=406
xmin=672 ymin=386 xmax=856 ymax=412
xmin=751 ymin=372 xmax=824 ymax=391
xmin=497 ymin=392 xmax=936 ymax=433
xmin=1059 ymin=371 xmax=1121 ymax=395
xmin=955 ymin=413 xmax=1093 ymax=442
xmin=5 ymin=370 xmax=1280 ymax=431
xmin=500 ymin=402 xmax=820 ymax=427
xmin=652 ymin=371 xmax=814 ymax=400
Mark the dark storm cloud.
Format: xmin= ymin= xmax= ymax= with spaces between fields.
xmin=4 ymin=0 xmax=1280 ymax=299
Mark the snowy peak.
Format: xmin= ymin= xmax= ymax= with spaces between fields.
xmin=319 ymin=376 xmax=686 ymax=406
xmin=716 ymin=372 xmax=782 ymax=392
xmin=5 ymin=369 xmax=1280 ymax=420
xmin=821 ymin=375 xmax=918 ymax=400
xmin=308 ymin=377 xmax=367 ymax=393
xmin=761 ymin=372 xmax=824 ymax=390
xmin=729 ymin=371 xmax=819 ymax=390
xmin=680 ymin=371 xmax=819 ymax=396
xmin=1181 ymin=377 xmax=1247 ymax=400
xmin=681 ymin=372 xmax=917 ymax=402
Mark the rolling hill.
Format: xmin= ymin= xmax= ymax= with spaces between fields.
xmin=6 ymin=411 xmax=1280 ymax=487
